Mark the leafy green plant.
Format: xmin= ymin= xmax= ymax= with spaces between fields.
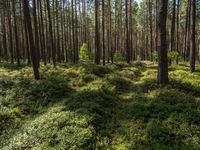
xmin=153 ymin=51 xmax=179 ymax=63
xmin=114 ymin=51 xmax=124 ymax=62
xmin=168 ymin=51 xmax=179 ymax=62
xmin=80 ymin=43 xmax=94 ymax=61
xmin=153 ymin=51 xmax=159 ymax=62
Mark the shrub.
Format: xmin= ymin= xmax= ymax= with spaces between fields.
xmin=114 ymin=51 xmax=124 ymax=62
xmin=0 ymin=107 xmax=95 ymax=150
xmin=107 ymin=76 xmax=133 ymax=92
xmin=153 ymin=51 xmax=159 ymax=62
xmin=168 ymin=51 xmax=179 ymax=62
xmin=84 ymin=64 xmax=112 ymax=77
xmin=153 ymin=51 xmax=179 ymax=63
xmin=80 ymin=43 xmax=94 ymax=61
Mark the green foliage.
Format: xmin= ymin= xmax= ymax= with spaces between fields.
xmin=153 ymin=51 xmax=159 ymax=62
xmin=105 ymin=75 xmax=134 ymax=92
xmin=168 ymin=51 xmax=179 ymax=62
xmin=79 ymin=43 xmax=94 ymax=61
xmin=0 ymin=62 xmax=200 ymax=149
xmin=83 ymin=63 xmax=112 ymax=77
xmin=1 ymin=107 xmax=95 ymax=150
xmin=114 ymin=51 xmax=124 ymax=62
xmin=153 ymin=51 xmax=179 ymax=63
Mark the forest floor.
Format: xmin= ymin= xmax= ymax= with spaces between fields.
xmin=0 ymin=61 xmax=200 ymax=150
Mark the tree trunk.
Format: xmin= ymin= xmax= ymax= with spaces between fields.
xmin=125 ymin=0 xmax=130 ymax=63
xmin=102 ymin=0 xmax=105 ymax=65
xmin=157 ymin=0 xmax=169 ymax=85
xmin=13 ymin=0 xmax=20 ymax=66
xmin=23 ymin=0 xmax=40 ymax=80
xmin=190 ymin=0 xmax=196 ymax=73
xmin=95 ymin=0 xmax=100 ymax=64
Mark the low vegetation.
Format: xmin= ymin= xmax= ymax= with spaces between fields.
xmin=0 ymin=62 xmax=200 ymax=150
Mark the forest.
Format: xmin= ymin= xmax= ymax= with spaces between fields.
xmin=0 ymin=0 xmax=200 ymax=149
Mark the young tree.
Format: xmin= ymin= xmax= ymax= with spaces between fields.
xmin=157 ymin=0 xmax=169 ymax=85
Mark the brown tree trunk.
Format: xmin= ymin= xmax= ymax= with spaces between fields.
xmin=7 ymin=0 xmax=14 ymax=64
xmin=46 ymin=0 xmax=55 ymax=65
xmin=190 ymin=0 xmax=196 ymax=72
xmin=170 ymin=0 xmax=176 ymax=64
xmin=23 ymin=0 xmax=40 ymax=80
xmin=102 ymin=0 xmax=105 ymax=65
xmin=157 ymin=0 xmax=169 ymax=85
xmin=95 ymin=0 xmax=100 ymax=64
xmin=13 ymin=0 xmax=20 ymax=66
xmin=125 ymin=0 xmax=130 ymax=63
xmin=33 ymin=0 xmax=40 ymax=68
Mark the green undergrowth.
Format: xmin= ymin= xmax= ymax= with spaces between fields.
xmin=0 ymin=62 xmax=200 ymax=150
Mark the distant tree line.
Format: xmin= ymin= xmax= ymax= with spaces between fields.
xmin=0 ymin=0 xmax=198 ymax=84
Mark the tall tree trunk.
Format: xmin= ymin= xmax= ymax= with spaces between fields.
xmin=129 ymin=0 xmax=133 ymax=61
xmin=23 ymin=0 xmax=40 ymax=80
xmin=190 ymin=0 xmax=196 ymax=72
xmin=56 ymin=0 xmax=61 ymax=62
xmin=33 ymin=0 xmax=40 ymax=68
xmin=95 ymin=0 xmax=100 ymax=64
xmin=157 ymin=0 xmax=169 ymax=85
xmin=75 ymin=0 xmax=79 ymax=63
xmin=46 ymin=0 xmax=55 ymax=65
xmin=170 ymin=0 xmax=176 ymax=64
xmin=2 ymin=2 xmax=8 ymax=59
xmin=149 ymin=0 xmax=153 ymax=61
xmin=176 ymin=0 xmax=180 ymax=64
xmin=13 ymin=0 xmax=20 ymax=66
xmin=7 ymin=0 xmax=14 ymax=64
xmin=102 ymin=0 xmax=105 ymax=65
xmin=125 ymin=0 xmax=130 ymax=63
xmin=39 ymin=0 xmax=47 ymax=65
xmin=107 ymin=0 xmax=111 ymax=63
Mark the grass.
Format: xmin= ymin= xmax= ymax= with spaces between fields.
xmin=0 ymin=61 xmax=200 ymax=150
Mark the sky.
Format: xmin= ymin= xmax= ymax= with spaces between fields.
xmin=135 ymin=0 xmax=141 ymax=3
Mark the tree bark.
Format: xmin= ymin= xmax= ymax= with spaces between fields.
xmin=23 ymin=0 xmax=40 ymax=80
xmin=190 ymin=0 xmax=196 ymax=72
xmin=157 ymin=0 xmax=169 ymax=85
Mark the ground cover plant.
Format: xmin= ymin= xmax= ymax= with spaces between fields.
xmin=0 ymin=62 xmax=199 ymax=150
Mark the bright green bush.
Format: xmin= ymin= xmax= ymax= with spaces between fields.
xmin=153 ymin=51 xmax=179 ymax=63
xmin=80 ymin=43 xmax=94 ymax=61
xmin=168 ymin=51 xmax=179 ymax=62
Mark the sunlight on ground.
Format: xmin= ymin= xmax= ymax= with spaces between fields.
xmin=0 ymin=62 xmax=200 ymax=149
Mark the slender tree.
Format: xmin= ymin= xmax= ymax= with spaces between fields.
xmin=170 ymin=0 xmax=176 ymax=64
xmin=125 ymin=0 xmax=130 ymax=63
xmin=190 ymin=0 xmax=196 ymax=72
xmin=46 ymin=0 xmax=55 ymax=65
xmin=102 ymin=0 xmax=105 ymax=65
xmin=95 ymin=0 xmax=100 ymax=64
